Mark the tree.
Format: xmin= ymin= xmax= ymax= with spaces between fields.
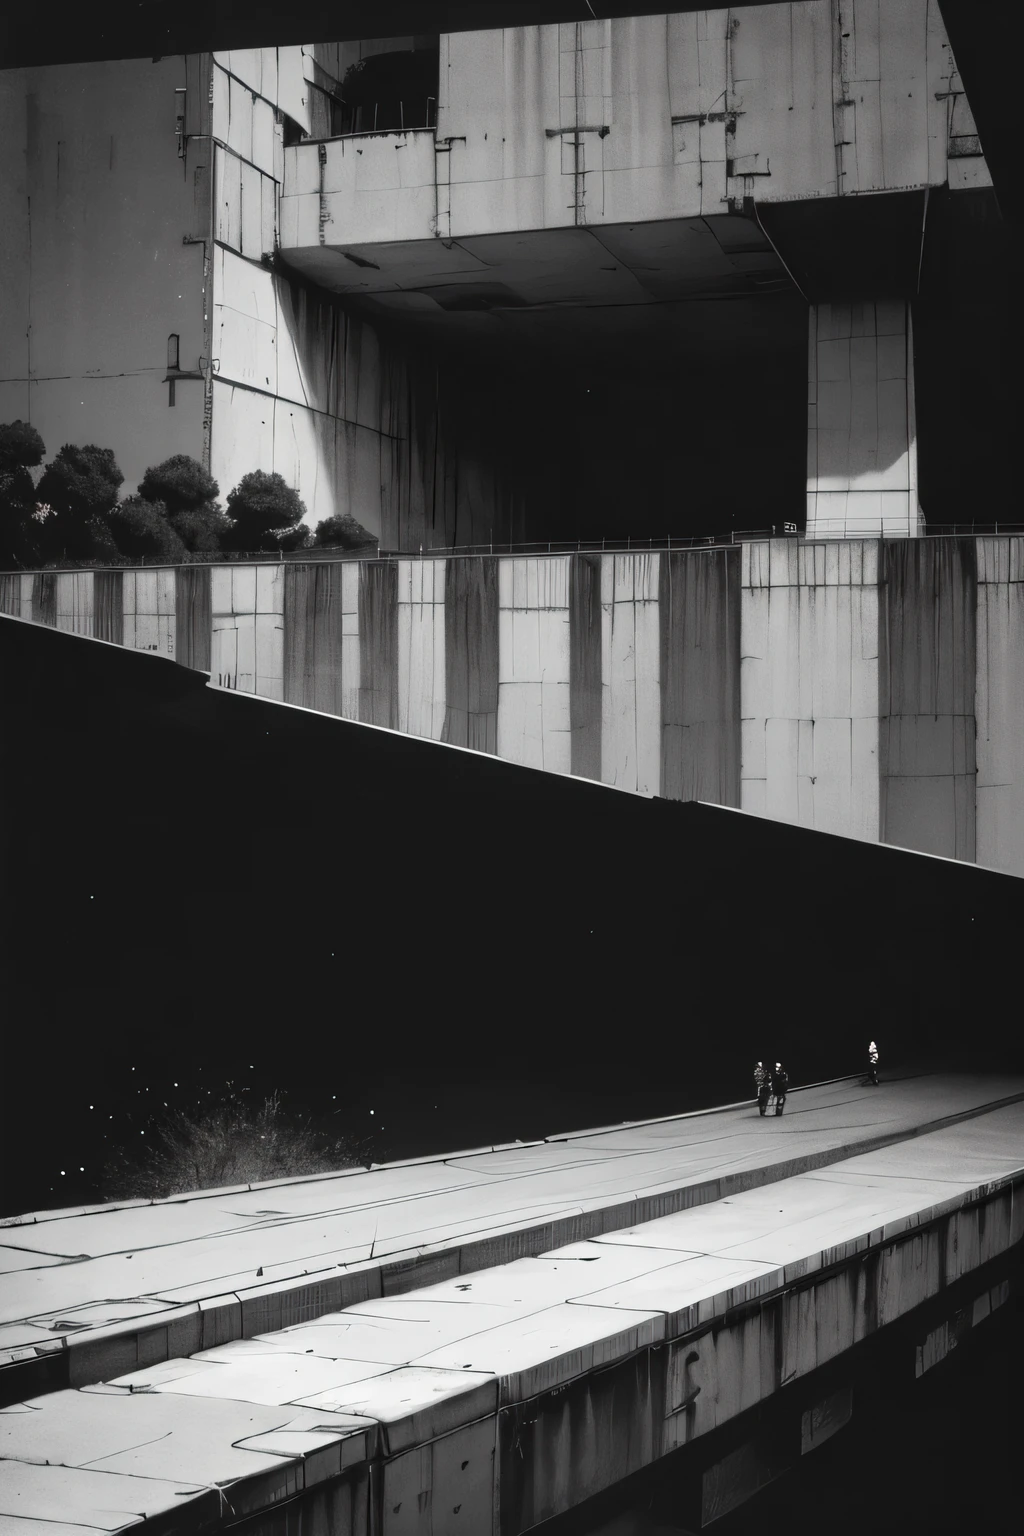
xmin=275 ymin=520 xmax=313 ymax=551
xmin=101 ymin=1088 xmax=367 ymax=1201
xmin=35 ymin=444 xmax=124 ymax=560
xmin=138 ymin=455 xmax=219 ymax=516
xmin=313 ymin=513 xmax=378 ymax=551
xmin=225 ymin=470 xmax=306 ymax=551
xmin=0 ymin=421 xmax=47 ymax=565
xmin=0 ymin=420 xmax=46 ymax=476
xmin=106 ymin=497 xmax=187 ymax=561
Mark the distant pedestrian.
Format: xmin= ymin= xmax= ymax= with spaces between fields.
xmin=771 ymin=1062 xmax=789 ymax=1115
xmin=754 ymin=1061 xmax=771 ymax=1117
xmin=868 ymin=1041 xmax=879 ymax=1086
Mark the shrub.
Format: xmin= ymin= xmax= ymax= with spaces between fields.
xmin=101 ymin=1089 xmax=367 ymax=1201
xmin=225 ymin=470 xmax=306 ymax=551
xmin=313 ymin=513 xmax=377 ymax=550
xmin=138 ymin=455 xmax=220 ymax=516
xmin=37 ymin=443 xmax=124 ymax=520
xmin=105 ymin=497 xmax=186 ymax=561
xmin=170 ymin=501 xmax=233 ymax=552
xmin=274 ymin=520 xmax=314 ymax=552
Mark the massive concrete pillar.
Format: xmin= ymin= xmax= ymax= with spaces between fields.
xmin=807 ymin=301 xmax=923 ymax=541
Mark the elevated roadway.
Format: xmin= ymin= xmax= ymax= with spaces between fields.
xmin=1 ymin=1094 xmax=1022 ymax=1533
xmin=3 ymin=1072 xmax=1022 ymax=1406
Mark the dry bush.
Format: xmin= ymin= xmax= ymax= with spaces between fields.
xmin=102 ymin=1089 xmax=368 ymax=1201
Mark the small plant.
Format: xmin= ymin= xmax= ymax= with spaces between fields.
xmin=225 ymin=470 xmax=307 ymax=551
xmin=102 ymin=1088 xmax=368 ymax=1202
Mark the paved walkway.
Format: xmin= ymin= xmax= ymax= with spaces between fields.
xmin=1 ymin=1099 xmax=1022 ymax=1536
xmin=2 ymin=1071 xmax=1022 ymax=1394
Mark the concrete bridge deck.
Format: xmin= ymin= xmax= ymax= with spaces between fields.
xmin=2 ymin=1073 xmax=1022 ymax=1407
xmin=1 ymin=1098 xmax=1022 ymax=1535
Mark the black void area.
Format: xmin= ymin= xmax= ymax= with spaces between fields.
xmin=364 ymin=287 xmax=809 ymax=545
xmin=1 ymin=617 xmax=1021 ymax=1216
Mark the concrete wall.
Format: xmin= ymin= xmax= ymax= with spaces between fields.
xmin=497 ymin=557 xmax=571 ymax=775
xmin=975 ymin=539 xmax=1024 ymax=876
xmin=280 ymin=2 xmax=986 ymax=251
xmin=5 ymin=538 xmax=1021 ymax=874
xmin=741 ymin=539 xmax=883 ymax=842
xmin=807 ymin=302 xmax=922 ymax=541
xmin=882 ymin=538 xmax=977 ymax=861
xmin=0 ymin=58 xmax=210 ymax=495
xmin=601 ymin=553 xmax=661 ymax=796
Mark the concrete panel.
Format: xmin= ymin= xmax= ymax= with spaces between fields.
xmin=741 ymin=539 xmax=882 ymax=840
xmin=54 ymin=572 xmax=94 ymax=637
xmin=397 ymin=560 xmax=446 ymax=741
xmin=382 ymin=1417 xmax=495 ymax=1536
xmin=883 ymin=539 xmax=977 ymax=861
xmin=975 ymin=538 xmax=1024 ymax=876
xmin=601 ymin=553 xmax=661 ymax=796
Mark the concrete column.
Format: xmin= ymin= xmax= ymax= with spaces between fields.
xmin=807 ymin=300 xmax=923 ymax=540
xmin=975 ymin=537 xmax=1024 ymax=876
xmin=740 ymin=538 xmax=883 ymax=841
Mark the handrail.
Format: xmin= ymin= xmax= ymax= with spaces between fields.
xmin=2 ymin=524 xmax=1021 ymax=578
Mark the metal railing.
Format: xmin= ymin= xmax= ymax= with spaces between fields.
xmin=2 ymin=524 xmax=1022 ymax=578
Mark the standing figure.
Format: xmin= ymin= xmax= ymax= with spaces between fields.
xmin=771 ymin=1062 xmax=789 ymax=1115
xmin=754 ymin=1061 xmax=771 ymax=1117
xmin=868 ymin=1041 xmax=879 ymax=1086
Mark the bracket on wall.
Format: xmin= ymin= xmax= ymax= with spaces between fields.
xmin=545 ymin=125 xmax=610 ymax=138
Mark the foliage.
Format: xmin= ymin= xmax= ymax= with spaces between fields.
xmin=138 ymin=455 xmax=220 ymax=516
xmin=313 ymin=513 xmax=377 ymax=551
xmin=36 ymin=443 xmax=124 ymax=520
xmin=225 ymin=470 xmax=307 ymax=551
xmin=101 ymin=1089 xmax=367 ymax=1201
xmin=105 ymin=497 xmax=187 ymax=561
xmin=170 ymin=502 xmax=233 ymax=552
xmin=0 ymin=420 xmax=46 ymax=473
xmin=274 ymin=521 xmax=314 ymax=552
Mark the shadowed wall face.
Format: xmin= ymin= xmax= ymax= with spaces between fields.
xmin=570 ymin=554 xmax=602 ymax=783
xmin=442 ymin=556 xmax=499 ymax=753
xmin=883 ymin=538 xmax=977 ymax=861
xmin=358 ymin=561 xmax=399 ymax=730
xmin=93 ymin=571 xmax=124 ymax=646
xmin=660 ymin=548 xmax=741 ymax=807
xmin=175 ymin=566 xmax=211 ymax=673
xmin=284 ymin=563 xmax=349 ymax=717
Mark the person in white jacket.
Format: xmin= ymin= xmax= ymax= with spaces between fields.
xmin=868 ymin=1042 xmax=879 ymax=1086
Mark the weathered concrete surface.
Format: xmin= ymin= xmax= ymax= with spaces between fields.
xmin=2 ymin=1101 xmax=1020 ymax=1535
xmin=4 ymin=539 xmax=1023 ymax=870
xmin=806 ymin=301 xmax=921 ymax=541
xmin=3 ymin=1073 xmax=1022 ymax=1404
xmin=740 ymin=539 xmax=882 ymax=840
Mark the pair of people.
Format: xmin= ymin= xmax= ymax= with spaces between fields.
xmin=754 ymin=1061 xmax=788 ymax=1116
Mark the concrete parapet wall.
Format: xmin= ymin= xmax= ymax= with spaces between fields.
xmin=3 ymin=536 xmax=1022 ymax=873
